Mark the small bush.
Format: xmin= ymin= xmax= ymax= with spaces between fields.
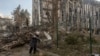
xmin=65 ymin=34 xmax=79 ymax=45
xmin=85 ymin=36 xmax=97 ymax=44
xmin=65 ymin=32 xmax=86 ymax=45
xmin=65 ymin=32 xmax=97 ymax=45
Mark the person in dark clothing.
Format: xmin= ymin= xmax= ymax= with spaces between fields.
xmin=29 ymin=32 xmax=40 ymax=54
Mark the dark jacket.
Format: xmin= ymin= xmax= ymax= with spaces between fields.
xmin=30 ymin=36 xmax=40 ymax=47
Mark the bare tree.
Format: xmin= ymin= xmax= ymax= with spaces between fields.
xmin=24 ymin=9 xmax=30 ymax=27
xmin=12 ymin=5 xmax=30 ymax=31
xmin=12 ymin=5 xmax=21 ymax=30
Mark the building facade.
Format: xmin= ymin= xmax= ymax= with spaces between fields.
xmin=32 ymin=0 xmax=100 ymax=31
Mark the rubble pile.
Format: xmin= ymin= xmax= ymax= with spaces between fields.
xmin=0 ymin=30 xmax=32 ymax=51
xmin=0 ymin=28 xmax=53 ymax=52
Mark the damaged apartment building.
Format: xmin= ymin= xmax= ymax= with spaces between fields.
xmin=0 ymin=17 xmax=14 ymax=37
xmin=32 ymin=0 xmax=100 ymax=34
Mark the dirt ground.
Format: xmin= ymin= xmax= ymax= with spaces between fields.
xmin=0 ymin=44 xmax=30 ymax=56
xmin=0 ymin=44 xmax=60 ymax=56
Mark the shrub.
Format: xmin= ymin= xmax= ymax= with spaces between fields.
xmin=65 ymin=34 xmax=79 ymax=45
xmin=65 ymin=32 xmax=86 ymax=45
xmin=85 ymin=36 xmax=97 ymax=44
xmin=65 ymin=32 xmax=97 ymax=45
